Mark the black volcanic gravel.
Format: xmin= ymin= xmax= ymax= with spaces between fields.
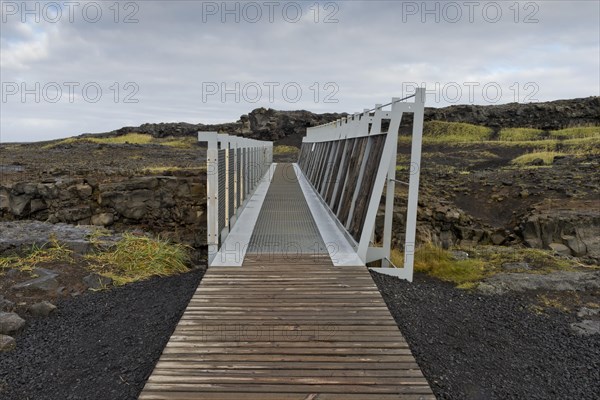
xmin=0 ymin=269 xmax=204 ymax=400
xmin=372 ymin=272 xmax=600 ymax=400
xmin=2 ymin=268 xmax=598 ymax=400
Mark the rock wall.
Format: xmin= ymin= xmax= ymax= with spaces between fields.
xmin=384 ymin=197 xmax=505 ymax=251
xmin=384 ymin=196 xmax=600 ymax=263
xmin=3 ymin=174 xmax=598 ymax=262
xmin=0 ymin=176 xmax=206 ymax=246
xmin=518 ymin=209 xmax=600 ymax=263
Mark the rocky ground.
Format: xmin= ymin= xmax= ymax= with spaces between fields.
xmin=0 ymin=268 xmax=204 ymax=400
xmin=1 ymin=143 xmax=207 ymax=247
xmin=373 ymin=272 xmax=600 ymax=400
xmin=391 ymin=146 xmax=600 ymax=264
xmin=0 ymin=141 xmax=204 ymax=184
xmin=1 ymin=97 xmax=599 ymax=398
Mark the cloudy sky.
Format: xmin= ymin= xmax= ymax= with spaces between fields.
xmin=1 ymin=0 xmax=599 ymax=142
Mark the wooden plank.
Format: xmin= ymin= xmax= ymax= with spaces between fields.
xmin=146 ymin=375 xmax=429 ymax=386
xmin=349 ymin=134 xmax=387 ymax=240
xmin=142 ymin=383 xmax=434 ymax=394
xmin=161 ymin=347 xmax=415 ymax=355
xmin=155 ymin=354 xmax=416 ymax=362
xmin=325 ymin=138 xmax=347 ymax=209
xmin=148 ymin=368 xmax=424 ymax=377
xmin=139 ymin=255 xmax=433 ymax=399
xmin=140 ymin=392 xmax=436 ymax=400
xmin=319 ymin=140 xmax=344 ymax=204
xmin=153 ymin=361 xmax=423 ymax=370
xmin=338 ymin=136 xmax=368 ymax=225
xmin=331 ymin=138 xmax=356 ymax=214
xmin=164 ymin=340 xmax=410 ymax=347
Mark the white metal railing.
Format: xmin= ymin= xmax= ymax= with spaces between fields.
xmin=298 ymin=88 xmax=425 ymax=281
xmin=198 ymin=132 xmax=273 ymax=265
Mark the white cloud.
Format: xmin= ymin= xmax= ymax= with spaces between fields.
xmin=0 ymin=0 xmax=598 ymax=142
xmin=1 ymin=26 xmax=50 ymax=70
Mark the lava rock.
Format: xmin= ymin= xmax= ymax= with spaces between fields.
xmin=29 ymin=301 xmax=57 ymax=317
xmin=83 ymin=273 xmax=113 ymax=289
xmin=0 ymin=295 xmax=15 ymax=312
xmin=0 ymin=312 xmax=26 ymax=335
xmin=12 ymin=268 xmax=59 ymax=292
xmin=0 ymin=335 xmax=16 ymax=352
xmin=501 ymin=262 xmax=531 ymax=271
xmin=549 ymin=242 xmax=572 ymax=256
xmin=577 ymin=307 xmax=600 ymax=318
xmin=570 ymin=320 xmax=600 ymax=336
xmin=451 ymin=251 xmax=469 ymax=261
xmin=528 ymin=158 xmax=544 ymax=166
xmin=91 ymin=213 xmax=114 ymax=226
xmin=481 ymin=271 xmax=600 ymax=294
xmin=490 ymin=230 xmax=507 ymax=245
xmin=563 ymin=235 xmax=588 ymax=257
xmin=518 ymin=210 xmax=599 ymax=262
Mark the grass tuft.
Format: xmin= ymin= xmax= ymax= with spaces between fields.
xmin=160 ymin=137 xmax=197 ymax=148
xmin=142 ymin=166 xmax=205 ymax=174
xmin=498 ymin=128 xmax=544 ymax=141
xmin=86 ymin=233 xmax=190 ymax=285
xmin=549 ymin=126 xmax=599 ymax=140
xmin=43 ymin=133 xmax=200 ymax=149
xmin=387 ymin=245 xmax=578 ymax=287
xmin=1 ymin=233 xmax=191 ymax=287
xmin=390 ymin=245 xmax=486 ymax=285
xmin=274 ymin=145 xmax=300 ymax=156
xmin=511 ymin=151 xmax=565 ymax=165
xmin=91 ymin=133 xmax=154 ymax=144
xmin=471 ymin=246 xmax=573 ymax=272
xmin=0 ymin=235 xmax=74 ymax=272
xmin=422 ymin=121 xmax=493 ymax=142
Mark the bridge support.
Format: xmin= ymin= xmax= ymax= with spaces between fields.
xmin=298 ymin=89 xmax=426 ymax=281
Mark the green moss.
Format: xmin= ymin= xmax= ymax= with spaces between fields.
xmin=273 ymin=145 xmax=300 ymax=155
xmin=511 ymin=151 xmax=565 ymax=165
xmin=390 ymin=245 xmax=486 ymax=285
xmin=43 ymin=133 xmax=201 ymax=149
xmin=471 ymin=246 xmax=574 ymax=272
xmin=142 ymin=166 xmax=205 ymax=174
xmin=159 ymin=137 xmax=197 ymax=148
xmin=550 ymin=126 xmax=599 ymax=140
xmin=422 ymin=121 xmax=493 ymax=142
xmin=387 ymin=245 xmax=578 ymax=287
xmin=498 ymin=128 xmax=544 ymax=141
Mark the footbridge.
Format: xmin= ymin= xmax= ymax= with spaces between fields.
xmin=140 ymin=89 xmax=434 ymax=399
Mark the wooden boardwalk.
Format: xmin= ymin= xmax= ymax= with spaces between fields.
xmin=139 ymin=255 xmax=434 ymax=399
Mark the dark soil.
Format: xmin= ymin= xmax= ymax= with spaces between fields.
xmin=0 ymin=268 xmax=204 ymax=400
xmin=372 ymin=272 xmax=600 ymax=400
xmin=0 ymin=142 xmax=203 ymax=186
xmin=0 ymin=261 xmax=90 ymax=314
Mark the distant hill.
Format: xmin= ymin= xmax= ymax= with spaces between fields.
xmin=82 ymin=96 xmax=599 ymax=146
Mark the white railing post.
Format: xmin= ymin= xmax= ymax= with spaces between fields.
xmin=198 ymin=131 xmax=219 ymax=265
xmin=199 ymin=133 xmax=274 ymax=266
xmin=402 ymin=88 xmax=425 ymax=281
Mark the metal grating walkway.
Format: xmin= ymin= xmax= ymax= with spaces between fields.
xmin=247 ymin=163 xmax=327 ymax=256
xmin=139 ymin=163 xmax=434 ymax=399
